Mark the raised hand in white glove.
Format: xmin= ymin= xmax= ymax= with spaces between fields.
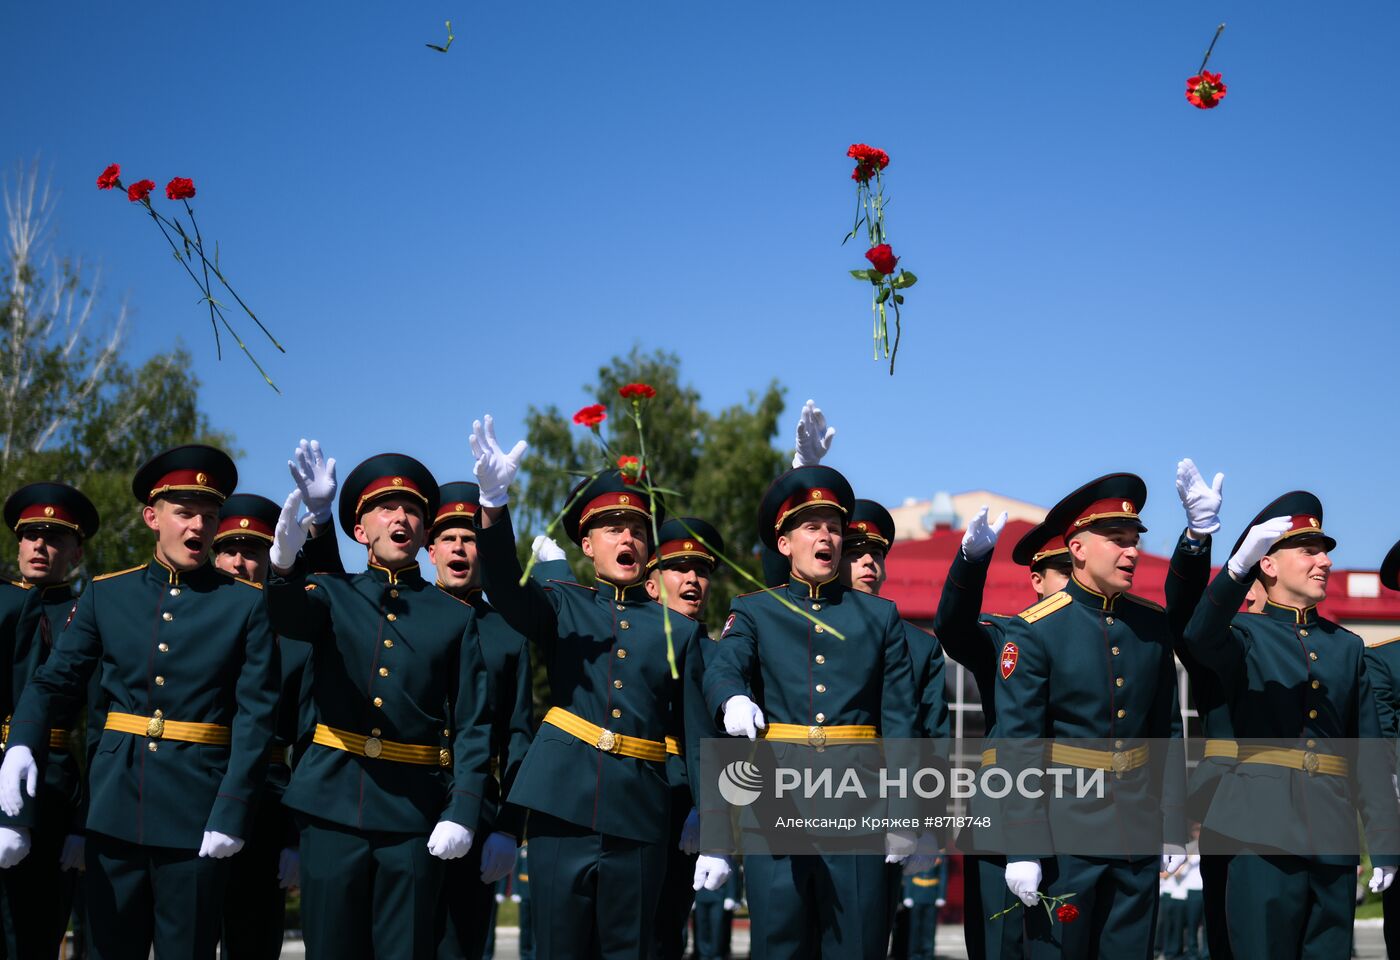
xmin=0 ymin=746 xmax=37 ymax=817
xmin=532 ymin=535 xmax=567 ymax=563
xmin=427 ymin=820 xmax=474 ymax=860
xmin=1176 ymin=458 xmax=1225 ymax=538
xmin=1227 ymin=516 xmax=1293 ymax=580
xmin=470 ymin=416 xmax=528 ymax=509
xmin=722 ymin=695 xmax=766 ymax=741
xmin=269 ymin=490 xmax=308 ymax=572
xmin=693 ymin=854 xmax=733 ymax=891
xmin=723 ymin=897 xmax=738 ymax=911
xmin=791 ymin=399 xmax=836 ymax=468
xmin=479 ymin=832 xmax=517 ymax=883
xmin=289 ymin=439 xmax=338 ymax=523
xmin=198 ymin=831 xmax=244 ymax=859
xmin=278 ymin=848 xmax=300 ymax=889
xmin=961 ymin=506 xmax=1009 ymax=562
xmin=59 ymin=834 xmax=85 ymax=872
xmin=679 ymin=807 xmax=701 ymax=855
xmin=1371 ymin=866 xmax=1398 ymax=893
xmin=0 ymin=827 xmax=31 ymax=868
xmin=1005 ymin=859 xmax=1042 ymax=907
xmin=1162 ymin=844 xmax=1187 ymax=873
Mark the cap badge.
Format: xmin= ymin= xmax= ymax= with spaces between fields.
xmin=619 ymin=495 xmax=630 ymax=505
xmin=43 ymin=506 xmax=55 ymax=517
xmin=391 ymin=477 xmax=403 ymax=486
xmin=1309 ymin=517 xmax=1320 ymax=528
xmin=456 ymin=503 xmax=464 ymax=511
xmin=1121 ymin=500 xmax=1132 ymax=512
xmin=812 ymin=490 xmax=823 ymax=500
xmin=684 ymin=541 xmax=694 ymax=549
xmin=239 ymin=519 xmax=250 ymax=528
xmin=196 ymin=472 xmax=208 ymax=484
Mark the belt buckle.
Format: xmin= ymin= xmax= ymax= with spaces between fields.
xmin=146 ymin=712 xmax=165 ymax=740
xmin=808 ymin=726 xmax=827 ymax=749
xmin=1111 ymin=751 xmax=1129 ymax=779
xmin=1303 ymin=751 xmax=1320 ymax=776
xmin=596 ymin=729 xmax=621 ymax=754
xmin=363 ymin=737 xmax=384 ymax=759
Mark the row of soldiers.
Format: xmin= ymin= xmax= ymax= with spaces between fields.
xmin=0 ymin=398 xmax=1399 ymax=960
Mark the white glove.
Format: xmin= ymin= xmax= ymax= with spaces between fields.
xmin=791 ymin=399 xmax=836 ymax=468
xmin=679 ymin=807 xmax=701 ymax=854
xmin=722 ymin=695 xmax=766 ymax=740
xmin=427 ymin=820 xmax=474 ymax=860
xmin=59 ymin=834 xmax=85 ymax=872
xmin=510 ymin=893 xmax=521 ymax=903
xmin=269 ymin=489 xmax=309 ymax=571
xmin=902 ymin=897 xmax=915 ymax=909
xmin=885 ymin=830 xmax=916 ymax=864
xmin=1371 ymin=866 xmax=1398 ymax=893
xmin=961 ymin=506 xmax=1009 ymax=562
xmin=532 ymin=535 xmax=567 ymax=563
xmin=1005 ymin=859 xmax=1042 ymax=907
xmin=693 ymin=854 xmax=733 ymax=891
xmin=278 ymin=848 xmax=300 ymax=889
xmin=0 ymin=746 xmax=38 ymax=817
xmin=289 ymin=439 xmax=338 ymax=523
xmin=198 ymin=831 xmax=245 ymax=859
xmin=1227 ymin=516 xmax=1293 ymax=579
xmin=496 ymin=893 xmax=507 ymax=903
xmin=723 ymin=897 xmax=738 ymax=911
xmin=1176 ymin=458 xmax=1225 ymax=538
xmin=935 ymin=898 xmax=946 ymax=908
xmin=1162 ymin=844 xmax=1187 ymax=873
xmin=0 ymin=827 xmax=31 ymax=868
xmin=479 ymin=832 xmax=516 ymax=883
xmin=470 ymin=415 xmax=528 ymax=509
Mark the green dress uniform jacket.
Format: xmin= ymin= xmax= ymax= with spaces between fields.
xmin=462 ymin=587 xmax=533 ymax=839
xmin=905 ymin=620 xmax=949 ymax=740
xmin=8 ymin=558 xmax=278 ymax=847
xmin=475 ymin=508 xmax=705 ymax=844
xmin=265 ymin=558 xmax=491 ymax=834
xmin=0 ymin=581 xmax=41 ymax=726
xmin=1182 ymin=570 xmax=1400 ymax=865
xmin=1365 ymin=635 xmax=1400 ymax=959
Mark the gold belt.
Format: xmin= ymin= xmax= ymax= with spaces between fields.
xmin=106 ymin=711 xmax=231 ymax=745
xmin=314 ymin=724 xmax=449 ymax=767
xmin=1048 ymin=742 xmax=1150 ymax=777
xmin=665 ymin=736 xmax=681 ymax=756
xmin=1237 ymin=745 xmax=1348 ymax=777
xmin=1202 ymin=739 xmax=1239 ymax=760
xmin=762 ymin=722 xmax=878 ymax=748
xmin=981 ymin=748 xmax=997 ymax=766
xmin=542 ymin=707 xmax=667 ymax=762
xmin=2 ymin=716 xmax=72 ymax=751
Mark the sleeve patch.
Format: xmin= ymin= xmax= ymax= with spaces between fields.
xmin=721 ymin=613 xmax=736 ymax=637
xmin=999 ymin=642 xmax=1019 ymax=679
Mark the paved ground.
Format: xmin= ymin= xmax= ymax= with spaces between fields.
xmin=261 ymin=919 xmax=1392 ymax=958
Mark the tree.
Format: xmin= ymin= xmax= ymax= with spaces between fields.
xmin=1 ymin=163 xmax=234 ymax=579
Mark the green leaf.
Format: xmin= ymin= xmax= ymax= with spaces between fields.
xmin=876 ymin=287 xmax=890 ymax=304
xmin=849 ymin=269 xmax=873 ymax=281
xmin=894 ymin=294 xmax=904 ymax=304
xmin=891 ymin=270 xmax=918 ymax=289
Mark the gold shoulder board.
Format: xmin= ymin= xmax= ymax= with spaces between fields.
xmin=1371 ymin=635 xmax=1400 ymax=648
xmin=93 ymin=565 xmax=144 ymax=583
xmin=1123 ymin=593 xmax=1164 ymax=612
xmin=1018 ymin=591 xmax=1071 ymax=623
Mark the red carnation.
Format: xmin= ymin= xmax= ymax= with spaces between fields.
xmin=617 ymin=455 xmax=647 ymax=485
xmin=165 ymin=177 xmax=196 ymax=201
xmin=618 ymin=382 xmax=657 ymax=401
xmin=865 ymin=244 xmax=899 ymax=276
xmin=126 ymin=179 xmax=155 ymax=203
xmin=1185 ymin=71 xmax=1227 ymax=109
xmin=572 ymin=404 xmax=607 ymax=428
xmin=1056 ymin=904 xmax=1080 ymax=924
xmin=96 ymin=164 xmax=121 ymax=190
xmin=847 ymin=143 xmax=890 ymax=182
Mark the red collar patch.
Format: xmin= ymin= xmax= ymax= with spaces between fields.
xmin=999 ymin=642 xmax=1019 ymax=680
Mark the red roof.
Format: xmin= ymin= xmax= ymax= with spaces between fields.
xmin=883 ymin=519 xmax=1400 ymax=624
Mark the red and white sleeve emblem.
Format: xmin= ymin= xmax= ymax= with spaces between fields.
xmin=999 ymin=642 xmax=1019 ymax=680
xmin=721 ymin=613 xmax=736 ymax=637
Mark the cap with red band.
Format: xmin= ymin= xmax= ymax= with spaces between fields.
xmin=215 ymin=493 xmax=280 ymax=545
xmin=338 ymin=453 xmax=440 ymax=538
xmin=131 ymin=445 xmax=237 ymax=506
xmin=4 ymin=482 xmax=100 ymax=539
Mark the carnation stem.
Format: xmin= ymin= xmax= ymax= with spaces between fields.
xmin=631 ymin=403 xmax=678 ymax=680
xmin=887 ymin=285 xmax=902 ymax=376
xmin=1198 ymin=23 xmax=1226 ymax=73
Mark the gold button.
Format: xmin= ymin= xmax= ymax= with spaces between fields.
xmin=169 ymin=588 xmax=180 ymax=597
xmin=1116 ymin=709 xmax=1126 ymax=718
xmin=613 ymin=680 xmax=623 ymax=689
xmin=443 ymin=728 xmax=450 ymax=736
xmin=611 ymin=708 xmax=621 ymax=719
xmin=153 ymin=709 xmax=163 ymax=718
xmin=372 ymin=728 xmax=382 ymax=737
xmin=384 ymin=639 xmax=394 ymax=649
xmin=379 ymin=667 xmax=389 ymax=677
xmin=373 ymin=697 xmax=384 ymax=707
xmin=1115 ymin=740 xmax=1124 ymax=749
xmin=1111 ymin=646 xmax=1121 ymax=656
xmin=1307 ymin=739 xmax=1317 ymax=748
xmin=1311 ymin=680 xmax=1320 ymax=689
xmin=1308 ymin=709 xmax=1318 ymax=719
xmin=616 ymin=604 xmax=625 ymax=611
xmin=815 ymin=625 xmax=825 ymax=634
xmin=158 ymin=643 xmax=169 ymax=653
xmin=1309 ymin=652 xmax=1318 ymax=661
xmin=1299 ymin=629 xmax=1309 ymax=638
xmin=147 ymin=741 xmax=158 ymax=752
xmin=155 ymin=676 xmax=165 ymax=686
xmin=1115 ymin=678 xmax=1125 ymax=687
xmin=390 ymin=589 xmax=399 ymax=599
xmin=162 ymin=612 xmax=173 ymax=622
xmin=814 ymin=655 xmax=826 ymax=664
xmin=815 ymin=684 xmax=826 ymax=693
xmin=1105 ymin=617 xmax=1115 ymax=626
xmin=620 ymin=620 xmax=630 ymax=630
xmin=812 ymin=604 xmax=822 ymax=612
xmin=815 ymin=712 xmax=826 ymax=723
xmin=386 ymin=613 xmax=397 ymax=622
xmin=617 ymin=649 xmax=627 ymax=659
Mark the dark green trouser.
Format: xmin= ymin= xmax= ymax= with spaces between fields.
xmin=525 ymin=811 xmax=666 ymax=960
xmin=0 ymin=800 xmax=79 ymax=958
xmin=649 ymin=798 xmax=696 ymax=960
xmin=692 ymin=899 xmax=732 ymax=960
xmin=1183 ymin=889 xmax=1205 ymax=960
xmin=437 ymin=831 xmax=494 ymax=960
xmin=963 ymin=854 xmax=1025 ymax=960
xmin=743 ymin=852 xmax=890 ymax=960
xmin=1158 ymin=896 xmax=1185 ymax=958
xmin=220 ymin=793 xmax=289 ymax=959
xmin=299 ymin=816 xmax=443 ymax=960
xmin=907 ymin=903 xmax=940 ymax=960
xmin=1199 ymin=847 xmax=1232 ymax=960
xmin=85 ymin=831 xmax=230 ymax=960
xmin=1224 ymin=854 xmax=1352 ymax=959
xmin=1024 ymin=855 xmax=1159 ymax=960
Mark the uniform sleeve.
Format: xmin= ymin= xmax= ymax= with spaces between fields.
xmin=1165 ymin=531 xmax=1212 ymax=644
xmin=1155 ymin=643 xmax=1187 ymax=847
xmin=205 ymin=591 xmax=280 ymax=839
xmin=494 ymin=635 xmax=535 ymax=838
xmin=1354 ymin=650 xmax=1400 ymax=864
xmin=910 ymin=623 xmax=950 ymax=739
xmin=880 ymin=605 xmax=917 ymax=740
xmin=9 ymin=588 xmax=100 ymax=754
xmin=443 ymin=609 xmax=493 ymax=831
xmin=994 ymin=616 xmax=1054 ymax=858
xmin=476 ymin=507 xmax=562 ymax=649
xmin=0 ymin=592 xmax=56 ymax=828
xmin=676 ymin=622 xmax=713 ymax=801
xmin=1364 ymin=646 xmax=1400 ymax=785
xmin=264 ymin=565 xmax=333 ymax=643
xmin=931 ymin=551 xmax=1004 ymax=685
xmin=1181 ymin=568 xmax=1251 ymax=679
xmin=702 ymin=600 xmax=759 ymax=723
xmin=301 ymin=525 xmax=345 ymax=575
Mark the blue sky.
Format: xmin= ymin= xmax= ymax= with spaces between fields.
xmin=5 ymin=2 xmax=1397 ymax=567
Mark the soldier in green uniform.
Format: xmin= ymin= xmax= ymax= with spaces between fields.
xmin=425 ymin=480 xmax=535 ymax=960
xmin=704 ymin=465 xmax=918 ymax=960
xmin=1370 ymin=538 xmax=1400 ymax=958
xmin=692 ymin=860 xmax=741 ymax=960
xmin=901 ymin=853 xmax=948 ymax=960
xmin=0 ymin=445 xmax=280 ymax=959
xmin=0 ymin=482 xmax=98 ymax=955
xmin=265 ymin=452 xmax=493 ymax=960
xmin=1182 ymin=493 xmax=1400 ymax=957
xmin=470 ymin=414 xmax=710 ymax=960
xmin=996 ymin=473 xmax=1188 ymax=959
